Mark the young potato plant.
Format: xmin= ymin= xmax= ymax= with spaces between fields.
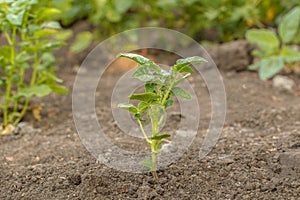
xmin=118 ymin=53 xmax=207 ymax=180
xmin=246 ymin=6 xmax=300 ymax=79
xmin=0 ymin=0 xmax=68 ymax=134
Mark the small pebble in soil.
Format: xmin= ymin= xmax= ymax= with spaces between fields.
xmin=160 ymin=143 xmax=177 ymax=153
xmin=272 ymin=75 xmax=295 ymax=91
xmin=13 ymin=122 xmax=35 ymax=135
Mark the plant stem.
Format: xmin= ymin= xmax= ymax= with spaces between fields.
xmin=30 ymin=44 xmax=39 ymax=86
xmin=151 ymin=143 xmax=158 ymax=180
xmin=149 ymin=106 xmax=160 ymax=180
xmin=13 ymin=99 xmax=29 ymax=126
xmin=13 ymin=13 xmax=29 ymax=115
xmin=13 ymin=41 xmax=40 ymax=126
xmin=3 ymin=27 xmax=16 ymax=127
xmin=137 ymin=119 xmax=151 ymax=144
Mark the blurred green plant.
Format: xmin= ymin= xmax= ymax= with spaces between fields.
xmin=45 ymin=0 xmax=299 ymax=43
xmin=246 ymin=6 xmax=300 ymax=79
xmin=70 ymin=31 xmax=93 ymax=54
xmin=0 ymin=0 xmax=68 ymax=133
xmin=118 ymin=53 xmax=207 ymax=180
xmin=28 ymin=0 xmax=299 ymax=57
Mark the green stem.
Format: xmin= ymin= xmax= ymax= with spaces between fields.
xmin=3 ymin=27 xmax=17 ymax=127
xmin=151 ymin=143 xmax=158 ymax=180
xmin=13 ymin=99 xmax=29 ymax=126
xmin=149 ymin=106 xmax=160 ymax=180
xmin=30 ymin=45 xmax=39 ymax=86
xmin=137 ymin=119 xmax=151 ymax=144
xmin=13 ymin=41 xmax=40 ymax=126
xmin=13 ymin=13 xmax=29 ymax=115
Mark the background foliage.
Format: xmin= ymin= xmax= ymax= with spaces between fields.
xmin=45 ymin=0 xmax=300 ymax=42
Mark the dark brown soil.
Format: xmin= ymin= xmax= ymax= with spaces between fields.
xmin=1 ymin=23 xmax=300 ymax=199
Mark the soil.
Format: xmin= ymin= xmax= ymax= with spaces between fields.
xmin=1 ymin=23 xmax=300 ymax=200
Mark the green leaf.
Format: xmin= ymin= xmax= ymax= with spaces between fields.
xmin=134 ymin=113 xmax=145 ymax=121
xmin=118 ymin=103 xmax=138 ymax=114
xmin=129 ymin=92 xmax=159 ymax=103
xmin=55 ymin=30 xmax=73 ymax=41
xmin=16 ymin=53 xmax=31 ymax=63
xmin=279 ymin=6 xmax=300 ymax=44
xmin=113 ymin=0 xmax=134 ymax=13
xmin=171 ymin=87 xmax=191 ymax=99
xmin=42 ymin=21 xmax=61 ymax=29
xmin=132 ymin=65 xmax=158 ymax=82
xmin=258 ymin=56 xmax=284 ymax=80
xmin=177 ymin=66 xmax=194 ymax=73
xmin=119 ymin=53 xmax=159 ymax=68
xmin=37 ymin=8 xmax=61 ymax=20
xmin=246 ymin=29 xmax=279 ymax=53
xmin=34 ymin=29 xmax=58 ymax=38
xmin=70 ymin=31 xmax=93 ymax=54
xmin=248 ymin=63 xmax=259 ymax=71
xmin=49 ymin=85 xmax=69 ymax=94
xmin=138 ymin=102 xmax=149 ymax=113
xmin=151 ymin=134 xmax=170 ymax=140
xmin=145 ymin=83 xmax=156 ymax=93
xmin=155 ymin=140 xmax=162 ymax=151
xmin=0 ymin=46 xmax=11 ymax=60
xmin=12 ymin=74 xmax=20 ymax=83
xmin=39 ymin=41 xmax=63 ymax=52
xmin=0 ymin=0 xmax=14 ymax=3
xmin=6 ymin=10 xmax=25 ymax=26
xmin=175 ymin=73 xmax=191 ymax=85
xmin=18 ymin=85 xmax=52 ymax=98
xmin=105 ymin=6 xmax=122 ymax=22
xmin=251 ymin=50 xmax=264 ymax=58
xmin=280 ymin=45 xmax=300 ymax=63
xmin=164 ymin=99 xmax=174 ymax=108
xmin=173 ymin=56 xmax=207 ymax=72
xmin=0 ymin=78 xmax=6 ymax=87
xmin=142 ymin=159 xmax=154 ymax=169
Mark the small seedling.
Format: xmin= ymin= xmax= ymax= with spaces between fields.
xmin=0 ymin=0 xmax=68 ymax=134
xmin=246 ymin=6 xmax=300 ymax=79
xmin=118 ymin=53 xmax=207 ymax=180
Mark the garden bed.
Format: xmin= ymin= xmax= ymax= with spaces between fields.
xmin=1 ymin=25 xmax=300 ymax=199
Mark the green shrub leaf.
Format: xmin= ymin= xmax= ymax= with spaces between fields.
xmin=113 ymin=0 xmax=134 ymax=13
xmin=70 ymin=31 xmax=93 ymax=54
xmin=49 ymin=85 xmax=69 ymax=94
xmin=151 ymin=134 xmax=170 ymax=140
xmin=37 ymin=8 xmax=61 ymax=20
xmin=34 ymin=29 xmax=58 ymax=38
xmin=129 ymin=92 xmax=160 ymax=103
xmin=259 ymin=56 xmax=284 ymax=80
xmin=173 ymin=56 xmax=207 ymax=72
xmin=6 ymin=10 xmax=25 ymax=26
xmin=279 ymin=6 xmax=300 ymax=44
xmin=132 ymin=65 xmax=159 ymax=82
xmin=145 ymin=83 xmax=156 ymax=93
xmin=246 ymin=29 xmax=279 ymax=53
xmin=120 ymin=53 xmax=150 ymax=65
xmin=118 ymin=103 xmax=138 ymax=114
xmin=42 ymin=21 xmax=61 ymax=29
xmin=164 ymin=99 xmax=174 ymax=108
xmin=248 ymin=63 xmax=259 ymax=71
xmin=171 ymin=87 xmax=191 ymax=99
xmin=138 ymin=101 xmax=149 ymax=113
xmin=175 ymin=73 xmax=191 ymax=85
xmin=280 ymin=45 xmax=300 ymax=63
xmin=18 ymin=85 xmax=52 ymax=98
